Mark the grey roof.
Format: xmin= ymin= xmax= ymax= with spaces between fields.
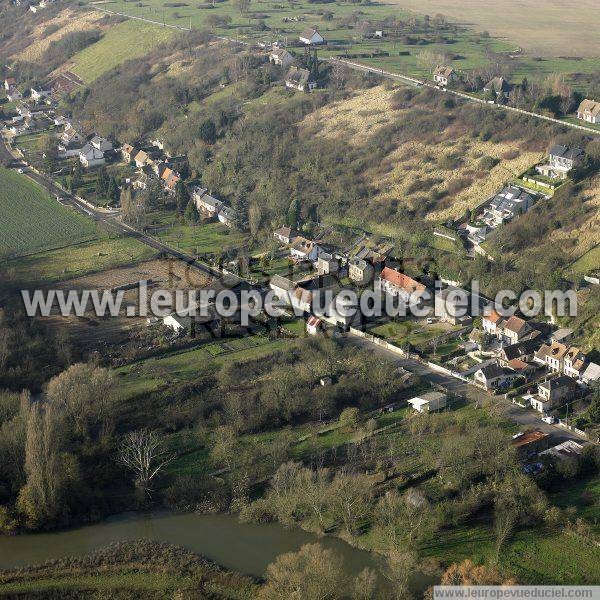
xmin=300 ymin=28 xmax=319 ymax=40
xmin=478 ymin=363 xmax=506 ymax=379
xmin=349 ymin=257 xmax=368 ymax=269
xmin=539 ymin=375 xmax=577 ymax=391
xmin=484 ymin=77 xmax=511 ymax=93
xmin=549 ymin=145 xmax=583 ymax=160
xmin=488 ymin=185 xmax=534 ymax=214
xmin=270 ymin=274 xmax=295 ymax=291
xmin=286 ymin=66 xmax=313 ymax=88
xmin=318 ymin=251 xmax=334 ymax=262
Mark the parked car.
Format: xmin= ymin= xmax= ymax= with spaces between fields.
xmin=541 ymin=415 xmax=557 ymax=424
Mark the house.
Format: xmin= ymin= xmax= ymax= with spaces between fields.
xmin=483 ymin=77 xmax=511 ymax=100
xmin=348 ymin=257 xmax=374 ymax=285
xmin=474 ymin=362 xmax=517 ymax=390
xmin=550 ymin=328 xmax=573 ymax=345
xmin=434 ymin=287 xmax=472 ymax=325
xmin=316 ymin=251 xmax=339 ymax=275
xmin=6 ymin=89 xmax=22 ymax=101
xmin=502 ymin=315 xmax=532 ymax=345
xmin=563 ymin=346 xmax=587 ymax=380
xmin=433 ymin=66 xmax=455 ymax=87
xmin=407 ymin=391 xmax=447 ymax=413
xmin=133 ymin=150 xmax=150 ymax=168
xmin=30 ymin=87 xmax=51 ymax=102
xmin=217 ymin=205 xmax=238 ymax=228
xmin=90 ymin=135 xmax=113 ymax=153
xmin=576 ymin=99 xmax=600 ymax=124
xmin=512 ymin=430 xmax=550 ymax=459
xmin=534 ymin=341 xmax=569 ymax=372
xmin=132 ymin=171 xmax=150 ymax=191
xmin=269 ymin=47 xmax=295 ymax=68
xmin=60 ymin=125 xmax=85 ymax=148
xmin=536 ymin=145 xmax=583 ymax=180
xmin=482 ymin=309 xmax=504 ymax=336
xmin=290 ymin=236 xmax=319 ymax=262
xmin=79 ymin=143 xmax=105 ymax=168
xmin=376 ymin=267 xmax=426 ymax=303
xmin=4 ymin=77 xmax=16 ymax=91
xmin=306 ymin=315 xmax=323 ymax=335
xmin=530 ymin=375 xmax=578 ymax=413
xmin=121 ymin=143 xmax=137 ymax=162
xmin=285 ymin=67 xmax=317 ymax=92
xmin=192 ymin=187 xmax=222 ymax=217
xmin=163 ymin=305 xmax=220 ymax=335
xmin=299 ymin=28 xmax=324 ymax=45
xmin=539 ymin=440 xmax=584 ymax=462
xmin=161 ymin=167 xmax=180 ymax=194
xmin=581 ymin=362 xmax=600 ymax=385
xmin=273 ymin=226 xmax=297 ymax=244
xmin=482 ymin=185 xmax=535 ymax=228
xmin=498 ymin=339 xmax=539 ymax=366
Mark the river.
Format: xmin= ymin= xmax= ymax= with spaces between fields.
xmin=0 ymin=511 xmax=382 ymax=578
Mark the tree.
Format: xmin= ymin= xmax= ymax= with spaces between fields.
xmin=184 ymin=198 xmax=200 ymax=224
xmin=175 ymin=180 xmax=190 ymax=214
xmin=339 ymin=407 xmax=360 ymax=430
xmin=259 ymin=543 xmax=346 ymax=599
xmin=286 ymin=197 xmax=301 ymax=229
xmin=70 ymin=161 xmax=83 ymax=191
xmin=441 ymin=559 xmax=517 ymax=585
xmin=118 ymin=429 xmax=175 ymax=499
xmin=198 ymin=119 xmax=217 ymax=144
xmin=95 ymin=166 xmax=109 ymax=198
xmin=330 ymin=470 xmax=372 ymax=535
xmin=121 ymin=187 xmax=146 ymax=229
xmin=41 ymin=134 xmax=58 ymax=172
xmin=233 ymin=0 xmax=250 ymax=16
xmin=107 ymin=176 xmax=120 ymax=205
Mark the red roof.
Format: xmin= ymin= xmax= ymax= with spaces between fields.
xmin=307 ymin=315 xmax=322 ymax=327
xmin=380 ymin=267 xmax=425 ymax=294
xmin=511 ymin=430 xmax=549 ymax=448
xmin=485 ymin=309 xmax=502 ymax=324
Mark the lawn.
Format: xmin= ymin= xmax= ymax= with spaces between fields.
xmin=369 ymin=319 xmax=452 ymax=349
xmin=147 ymin=213 xmax=249 ymax=256
xmin=570 ymin=245 xmax=600 ymax=276
xmin=0 ymin=167 xmax=97 ymax=260
xmin=69 ymin=19 xmax=175 ymax=83
xmin=3 ymin=235 xmax=156 ymax=285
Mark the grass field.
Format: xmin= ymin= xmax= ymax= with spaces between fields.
xmin=69 ymin=19 xmax=175 ymax=83
xmin=2 ymin=235 xmax=156 ymax=285
xmin=0 ymin=167 xmax=97 ymax=260
xmin=386 ymin=0 xmax=600 ymax=58
xmin=570 ymin=245 xmax=600 ymax=276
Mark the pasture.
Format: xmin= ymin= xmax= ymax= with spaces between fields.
xmin=69 ymin=19 xmax=175 ymax=83
xmin=0 ymin=167 xmax=97 ymax=260
xmin=385 ymin=0 xmax=600 ymax=58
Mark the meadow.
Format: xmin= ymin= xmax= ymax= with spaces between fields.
xmin=69 ymin=19 xmax=175 ymax=83
xmin=0 ymin=167 xmax=97 ymax=259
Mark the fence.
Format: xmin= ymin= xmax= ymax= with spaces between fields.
xmin=348 ymin=327 xmax=409 ymax=357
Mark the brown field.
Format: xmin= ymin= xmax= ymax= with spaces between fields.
xmin=386 ymin=0 xmax=600 ymax=57
xmin=300 ymin=85 xmax=541 ymax=226
xmin=13 ymin=9 xmax=109 ymax=62
xmin=44 ymin=258 xmax=215 ymax=347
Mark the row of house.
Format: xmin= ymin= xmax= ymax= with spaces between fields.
xmin=191 ymin=186 xmax=239 ymax=228
xmin=122 ymin=142 xmax=182 ymax=195
xmin=534 ymin=339 xmax=599 ymax=385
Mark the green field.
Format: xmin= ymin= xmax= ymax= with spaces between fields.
xmin=570 ymin=245 xmax=600 ymax=276
xmin=70 ymin=19 xmax=175 ymax=83
xmin=85 ymin=0 xmax=599 ymax=86
xmin=0 ymin=167 xmax=97 ymax=259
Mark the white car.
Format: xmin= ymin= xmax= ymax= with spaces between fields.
xmin=17 ymin=168 xmax=24 ymax=173
xmin=541 ymin=415 xmax=557 ymax=424
xmin=426 ymin=317 xmax=435 ymax=324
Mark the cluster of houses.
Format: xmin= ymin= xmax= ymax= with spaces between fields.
xmin=57 ymin=122 xmax=114 ymax=168
xmin=122 ymin=141 xmax=184 ymax=196
xmin=472 ymin=309 xmax=599 ymax=415
xmin=268 ymin=46 xmax=318 ymax=93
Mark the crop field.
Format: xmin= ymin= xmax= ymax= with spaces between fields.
xmin=0 ymin=167 xmax=97 ymax=260
xmin=85 ymin=0 xmax=599 ymax=86
xmin=385 ymin=0 xmax=600 ymax=58
xmin=69 ymin=19 xmax=175 ymax=83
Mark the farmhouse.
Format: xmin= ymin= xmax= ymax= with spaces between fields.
xmin=299 ymin=28 xmax=324 ymax=45
xmin=269 ymin=47 xmax=294 ymax=68
xmin=285 ymin=67 xmax=317 ymax=92
xmin=536 ymin=145 xmax=583 ymax=180
xmin=79 ymin=143 xmax=105 ymax=168
xmin=407 ymin=391 xmax=447 ymax=413
xmin=273 ymin=226 xmax=297 ymax=244
xmin=192 ymin=188 xmax=222 ymax=217
xmin=433 ymin=66 xmax=455 ymax=87
xmin=577 ymin=99 xmax=600 ymax=124
xmin=483 ymin=77 xmax=511 ymax=100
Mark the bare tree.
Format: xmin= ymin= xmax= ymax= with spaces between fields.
xmin=118 ymin=429 xmax=175 ymax=498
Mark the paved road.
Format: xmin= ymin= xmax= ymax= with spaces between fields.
xmin=345 ymin=335 xmax=588 ymax=446
xmin=1 ymin=135 xmax=227 ymax=280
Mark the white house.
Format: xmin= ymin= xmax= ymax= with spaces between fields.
xmin=348 ymin=257 xmax=374 ymax=285
xmin=534 ymin=341 xmax=569 ymax=373
xmin=299 ymin=28 xmax=324 ymax=45
xmin=408 ymin=391 xmax=447 ymax=413
xmin=581 ymin=362 xmax=600 ymax=385
xmin=563 ymin=346 xmax=587 ymax=380
xmin=30 ymin=87 xmax=52 ymax=102
xmin=536 ymin=145 xmax=583 ymax=180
xmin=79 ymin=143 xmax=105 ymax=168
xmin=217 ymin=205 xmax=238 ymax=228
xmin=290 ymin=236 xmax=319 ymax=262
xmin=433 ymin=66 xmax=456 ymax=87
xmin=273 ymin=226 xmax=297 ymax=244
xmin=474 ymin=362 xmax=517 ymax=390
xmin=530 ymin=375 xmax=578 ymax=413
xmin=90 ymin=135 xmax=113 ymax=152
xmin=285 ymin=66 xmax=317 ymax=92
xmin=577 ymin=99 xmax=600 ymax=124
xmin=193 ymin=187 xmax=222 ymax=217
xmin=376 ymin=267 xmax=426 ymax=305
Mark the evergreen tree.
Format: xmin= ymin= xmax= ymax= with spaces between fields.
xmin=95 ymin=166 xmax=109 ymax=198
xmin=175 ymin=181 xmax=190 ymax=214
xmin=286 ymin=197 xmax=301 ymax=228
xmin=107 ymin=177 xmax=120 ymax=205
xmin=70 ymin=162 xmax=83 ymax=191
xmin=184 ymin=199 xmax=200 ymax=224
